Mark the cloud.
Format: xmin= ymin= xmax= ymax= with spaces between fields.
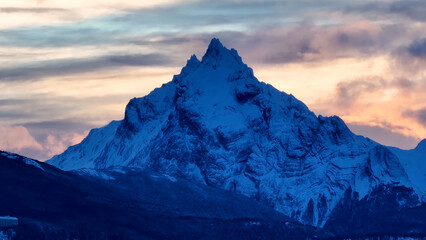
xmin=23 ymin=120 xmax=96 ymax=132
xmin=319 ymin=73 xmax=423 ymax=111
xmin=0 ymin=0 xmax=425 ymax=155
xmin=0 ymin=122 xmax=90 ymax=160
xmin=0 ymin=1 xmax=187 ymax=29
xmin=0 ymin=1 xmax=365 ymax=48
xmin=407 ymin=38 xmax=426 ymax=58
xmin=0 ymin=53 xmax=172 ymax=81
xmin=335 ymin=76 xmax=387 ymax=107
xmin=0 ymin=7 xmax=67 ymax=13
xmin=0 ymin=1 xmax=275 ymax=47
xmin=0 ymin=125 xmax=43 ymax=152
xmin=0 ymin=1 xmax=416 ymax=66
xmin=0 ymin=25 xmax=118 ymax=47
xmin=22 ymin=120 xmax=95 ymax=147
xmin=391 ymin=38 xmax=426 ymax=74
xmin=403 ymin=108 xmax=426 ymax=127
xmin=0 ymin=112 xmax=35 ymax=121
xmin=0 ymin=98 xmax=33 ymax=105
xmin=21 ymin=120 xmax=93 ymax=160
xmin=326 ymin=76 xmax=420 ymax=110
xmin=310 ymin=69 xmax=426 ymax=145
xmin=393 ymin=78 xmax=418 ymax=89
xmin=0 ymin=93 xmax=136 ymax=127
xmin=231 ymin=21 xmax=406 ymax=64
xmin=346 ymin=0 xmax=426 ymax=22
xmin=42 ymin=131 xmax=88 ymax=159
xmin=347 ymin=122 xmax=420 ymax=149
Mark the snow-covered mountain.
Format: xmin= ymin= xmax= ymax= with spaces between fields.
xmin=48 ymin=38 xmax=423 ymax=227
xmin=389 ymin=139 xmax=426 ymax=200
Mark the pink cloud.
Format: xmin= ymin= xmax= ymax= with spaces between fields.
xmin=0 ymin=125 xmax=43 ymax=152
xmin=44 ymin=131 xmax=88 ymax=158
xmin=0 ymin=124 xmax=88 ymax=160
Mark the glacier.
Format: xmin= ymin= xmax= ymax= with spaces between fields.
xmin=48 ymin=38 xmax=424 ymax=227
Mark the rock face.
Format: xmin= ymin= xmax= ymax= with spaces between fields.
xmin=48 ymin=38 xmax=420 ymax=226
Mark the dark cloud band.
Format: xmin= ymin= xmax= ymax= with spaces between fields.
xmin=0 ymin=53 xmax=173 ymax=81
xmin=408 ymin=38 xmax=426 ymax=58
xmin=0 ymin=7 xmax=68 ymax=13
xmin=403 ymin=108 xmax=426 ymax=127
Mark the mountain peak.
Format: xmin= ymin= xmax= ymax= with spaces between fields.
xmin=208 ymin=38 xmax=224 ymax=50
xmin=188 ymin=54 xmax=200 ymax=65
xmin=201 ymin=38 xmax=244 ymax=69
xmin=203 ymin=38 xmax=225 ymax=60
xmin=172 ymin=38 xmax=253 ymax=85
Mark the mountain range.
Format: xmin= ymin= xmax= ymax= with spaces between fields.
xmin=49 ymin=38 xmax=425 ymax=226
xmin=1 ymin=150 xmax=320 ymax=239
xmin=2 ymin=38 xmax=425 ymax=239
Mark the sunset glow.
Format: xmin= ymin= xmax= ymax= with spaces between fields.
xmin=1 ymin=0 xmax=425 ymax=160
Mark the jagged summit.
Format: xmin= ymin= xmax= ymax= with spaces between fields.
xmin=201 ymin=38 xmax=246 ymax=69
xmin=174 ymin=38 xmax=252 ymax=85
xmin=188 ymin=54 xmax=200 ymax=65
xmin=48 ymin=38 xmax=419 ymax=227
xmin=202 ymin=38 xmax=224 ymax=60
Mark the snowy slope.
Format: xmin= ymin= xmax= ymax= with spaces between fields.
xmin=49 ymin=38 xmax=419 ymax=226
xmin=47 ymin=120 xmax=120 ymax=170
xmin=389 ymin=139 xmax=426 ymax=200
xmin=1 ymin=151 xmax=45 ymax=171
xmin=2 ymin=150 xmax=320 ymax=239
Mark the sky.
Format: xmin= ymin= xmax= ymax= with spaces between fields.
xmin=0 ymin=0 xmax=425 ymax=160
